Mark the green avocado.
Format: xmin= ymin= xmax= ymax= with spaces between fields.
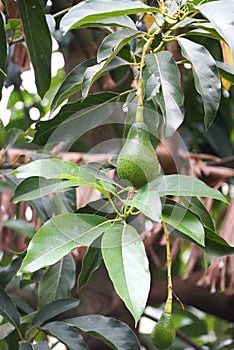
xmin=117 ymin=122 xmax=159 ymax=189
xmin=151 ymin=311 xmax=176 ymax=349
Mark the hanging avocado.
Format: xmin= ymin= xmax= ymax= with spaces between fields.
xmin=151 ymin=311 xmax=176 ymax=349
xmin=117 ymin=122 xmax=159 ymax=188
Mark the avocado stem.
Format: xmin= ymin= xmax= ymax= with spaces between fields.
xmin=135 ymin=105 xmax=144 ymax=122
xmin=135 ymin=36 xmax=154 ymax=123
xmin=162 ymin=220 xmax=173 ymax=314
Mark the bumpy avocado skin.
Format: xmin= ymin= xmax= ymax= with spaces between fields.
xmin=151 ymin=312 xmax=176 ymax=349
xmin=117 ymin=122 xmax=159 ymax=188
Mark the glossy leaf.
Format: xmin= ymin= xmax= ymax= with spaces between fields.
xmin=216 ymin=61 xmax=234 ymax=85
xmin=34 ymin=92 xmax=120 ymax=145
xmin=180 ymin=197 xmax=215 ymax=231
xmin=97 ymin=29 xmax=141 ymax=63
xmin=17 ymin=0 xmax=52 ymax=98
xmin=31 ymin=298 xmax=79 ymax=329
xmin=162 ymin=200 xmax=205 ymax=246
xmin=11 ymin=158 xmax=80 ymax=180
xmin=65 ymin=315 xmax=141 ymax=350
xmin=76 ymin=198 xmax=116 ymax=220
xmin=12 ymin=161 xmax=117 ymax=199
xmin=173 ymin=226 xmax=234 ymax=256
xmin=51 ymin=58 xmax=96 ymax=113
xmin=0 ymin=313 xmax=37 ymax=341
xmin=78 ymin=237 xmax=103 ymax=289
xmin=177 ymin=37 xmax=221 ymax=129
xmin=143 ymin=175 xmax=227 ymax=203
xmin=12 ymin=177 xmax=66 ymax=203
xmin=0 ymin=322 xmax=15 ymax=340
xmin=81 ymin=15 xmax=137 ymax=30
xmin=195 ymin=0 xmax=234 ymax=59
xmin=174 ymin=18 xmax=223 ymax=41
xmin=125 ymin=190 xmax=162 ymax=222
xmin=38 ymin=255 xmax=76 ymax=308
xmin=102 ymin=224 xmax=150 ymax=324
xmin=42 ymin=321 xmax=88 ymax=350
xmin=50 ymin=188 xmax=77 ymax=216
xmin=1 ymin=219 xmax=35 ymax=238
xmin=0 ymin=257 xmax=23 ymax=289
xmin=11 ymin=159 xmax=104 ymax=188
xmin=0 ymin=285 xmax=20 ymax=329
xmin=204 ymin=228 xmax=234 ymax=256
xmin=20 ymin=214 xmax=112 ymax=272
xmin=0 ymin=13 xmax=7 ymax=100
xmin=144 ymin=52 xmax=184 ymax=138
xmin=60 ymin=0 xmax=158 ymax=33
xmin=28 ymin=196 xmax=53 ymax=223
xmin=82 ymin=57 xmax=130 ymax=99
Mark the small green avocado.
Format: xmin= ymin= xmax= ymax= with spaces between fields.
xmin=117 ymin=122 xmax=159 ymax=188
xmin=151 ymin=312 xmax=176 ymax=349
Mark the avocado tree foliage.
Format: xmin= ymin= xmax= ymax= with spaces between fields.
xmin=0 ymin=0 xmax=234 ymax=349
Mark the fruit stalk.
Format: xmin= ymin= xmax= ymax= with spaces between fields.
xmin=162 ymin=220 xmax=173 ymax=314
xmin=136 ymin=36 xmax=154 ymax=123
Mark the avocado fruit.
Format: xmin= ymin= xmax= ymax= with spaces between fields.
xmin=151 ymin=311 xmax=176 ymax=349
xmin=117 ymin=122 xmax=159 ymax=188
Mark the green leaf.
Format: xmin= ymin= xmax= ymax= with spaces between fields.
xmin=17 ymin=0 xmax=52 ymax=98
xmin=125 ymin=190 xmax=162 ymax=222
xmin=82 ymin=57 xmax=130 ymax=99
xmin=51 ymin=187 xmax=77 ymax=215
xmin=20 ymin=214 xmax=112 ymax=272
xmin=0 ymin=322 xmax=15 ymax=340
xmin=42 ymin=321 xmax=88 ymax=350
xmin=34 ymin=92 xmax=120 ymax=145
xmin=173 ymin=18 xmax=223 ymax=41
xmin=144 ymin=175 xmax=227 ymax=203
xmin=0 ymin=13 xmax=7 ymax=100
xmin=102 ymin=224 xmax=150 ymax=324
xmin=38 ymin=255 xmax=76 ymax=308
xmin=11 ymin=158 xmax=79 ymax=180
xmin=78 ymin=237 xmax=103 ymax=289
xmin=51 ymin=58 xmax=96 ymax=113
xmin=64 ymin=315 xmax=141 ymax=350
xmin=31 ymin=298 xmax=79 ymax=329
xmin=204 ymin=228 xmax=234 ymax=256
xmin=216 ymin=61 xmax=234 ymax=85
xmin=12 ymin=161 xmax=117 ymax=199
xmin=144 ymin=52 xmax=184 ymax=138
xmin=0 ymin=285 xmax=20 ymax=329
xmin=0 ymin=313 xmax=34 ymax=340
xmin=177 ymin=37 xmax=221 ymax=129
xmin=76 ymin=198 xmax=116 ymax=220
xmin=195 ymin=0 xmax=234 ymax=59
xmin=172 ymin=227 xmax=234 ymax=257
xmin=0 ymin=257 xmax=22 ymax=289
xmin=60 ymin=0 xmax=158 ymax=34
xmin=180 ymin=197 xmax=215 ymax=232
xmin=97 ymin=29 xmax=141 ymax=64
xmin=80 ymin=15 xmax=137 ymax=30
xmin=11 ymin=177 xmax=65 ymax=203
xmin=162 ymin=200 xmax=205 ymax=246
xmin=1 ymin=219 xmax=35 ymax=238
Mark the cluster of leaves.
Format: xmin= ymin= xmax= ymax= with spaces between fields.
xmin=0 ymin=0 xmax=234 ymax=349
